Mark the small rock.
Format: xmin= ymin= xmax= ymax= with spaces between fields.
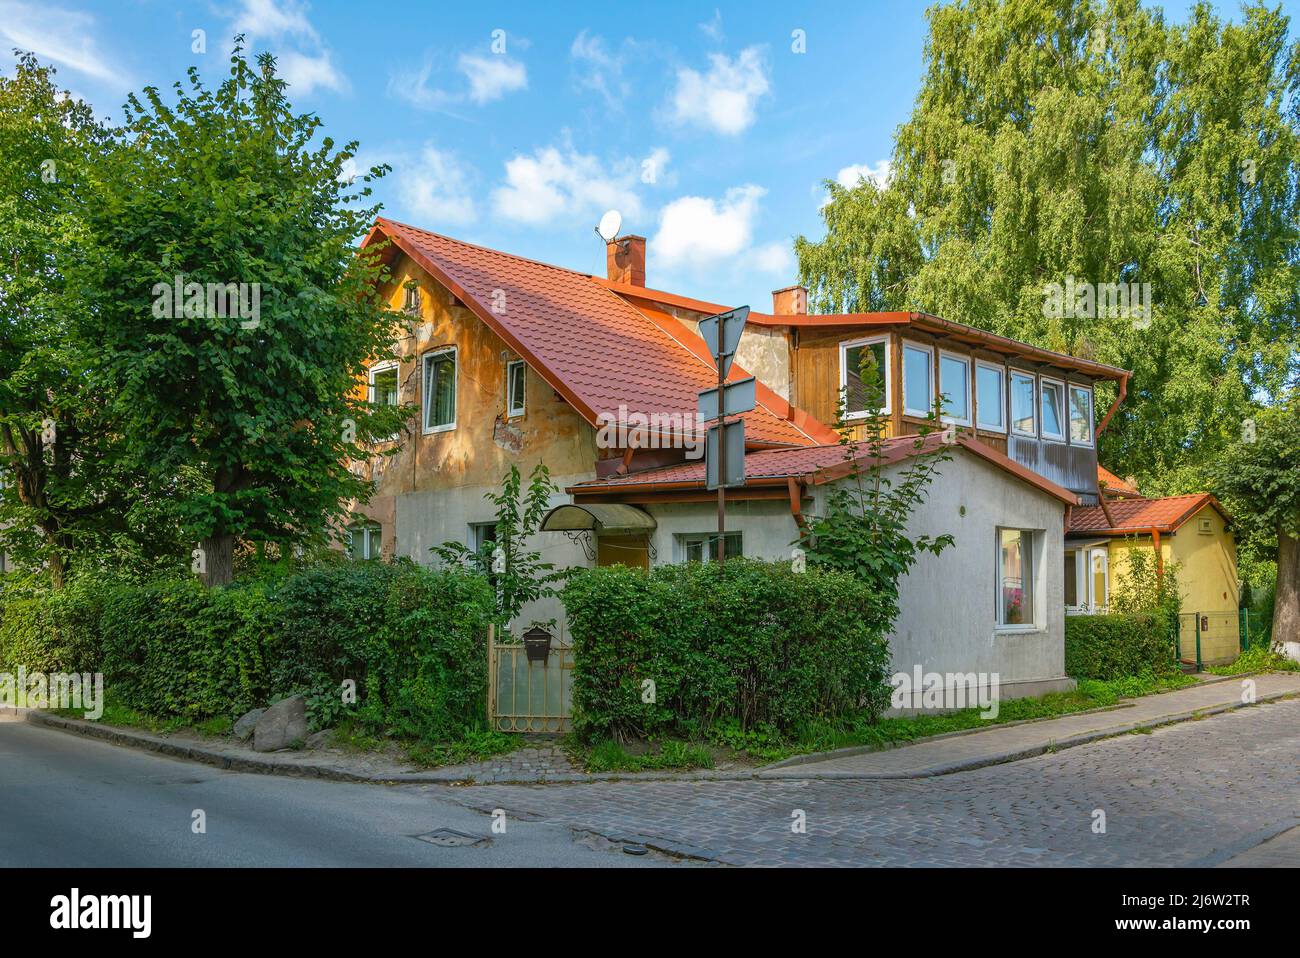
xmin=233 ymin=708 xmax=265 ymax=742
xmin=253 ymin=695 xmax=308 ymax=753
xmin=306 ymin=729 xmax=333 ymax=750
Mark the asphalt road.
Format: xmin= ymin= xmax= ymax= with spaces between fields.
xmin=0 ymin=720 xmax=667 ymax=868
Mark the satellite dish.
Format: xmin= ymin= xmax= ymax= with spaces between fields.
xmin=596 ymin=209 xmax=623 ymax=243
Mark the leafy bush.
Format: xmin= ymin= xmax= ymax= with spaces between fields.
xmin=564 ymin=559 xmax=892 ymax=743
xmin=0 ymin=561 xmax=495 ymax=743
xmin=1064 ymin=612 xmax=1178 ymax=680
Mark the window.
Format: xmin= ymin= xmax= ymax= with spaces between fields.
xmin=1068 ymin=384 xmax=1093 ymax=445
xmin=1064 ymin=550 xmax=1078 ymax=608
xmin=1040 ymin=377 xmax=1066 ymax=441
xmin=422 ymin=347 xmax=457 ymax=433
xmin=469 ymin=522 xmax=498 ymax=553
xmin=1010 ymin=371 xmax=1036 ymax=436
xmin=403 ymin=283 xmax=421 ymax=316
xmin=975 ymin=361 xmax=1006 ymax=432
xmin=840 ymin=336 xmax=890 ymax=418
xmin=1065 ymin=546 xmax=1109 ymax=613
xmin=348 ymin=522 xmax=381 ymax=560
xmin=368 ymin=361 xmax=399 ymax=407
xmin=938 ymin=351 xmax=971 ymax=426
xmin=678 ymin=532 xmax=742 ymax=563
xmin=506 ymin=360 xmax=526 ymax=418
xmin=997 ymin=528 xmax=1035 ymax=628
xmin=1090 ymin=550 xmax=1108 ymax=611
xmin=902 ymin=343 xmax=933 ymax=418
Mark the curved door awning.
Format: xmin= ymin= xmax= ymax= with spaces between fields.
xmin=540 ymin=503 xmax=657 ymax=534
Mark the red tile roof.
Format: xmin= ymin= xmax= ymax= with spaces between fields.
xmin=1097 ymin=465 xmax=1140 ymax=497
xmin=570 ymin=434 xmax=1078 ymax=506
xmin=1068 ymin=493 xmax=1229 ymax=535
xmin=363 ymin=218 xmax=830 ymax=448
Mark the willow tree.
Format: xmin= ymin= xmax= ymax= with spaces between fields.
xmin=798 ymin=0 xmax=1300 ymax=488
xmin=77 ymin=43 xmax=404 ymax=586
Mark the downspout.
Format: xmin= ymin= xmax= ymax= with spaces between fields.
xmin=614 ymin=445 xmax=636 ymax=476
xmin=787 ymin=476 xmax=808 ymax=535
xmin=1097 ymin=480 xmax=1117 ymax=527
xmin=1151 ymin=527 xmax=1163 ymax=583
xmin=1095 ymin=372 xmax=1129 ymax=439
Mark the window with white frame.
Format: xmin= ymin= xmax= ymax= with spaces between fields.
xmin=975 ymin=361 xmax=1006 ymax=431
xmin=902 ymin=342 xmax=934 ymax=418
xmin=1065 ymin=546 xmax=1109 ymax=613
xmin=1010 ymin=371 xmax=1036 ymax=436
xmin=1068 ymin=384 xmax=1094 ymax=445
xmin=677 ymin=532 xmax=742 ymax=563
xmin=347 ymin=522 xmax=382 ymax=560
xmin=369 ymin=361 xmax=399 ymax=408
xmin=840 ymin=336 xmax=890 ymax=418
xmin=506 ymin=360 xmax=526 ymax=418
xmin=403 ymin=283 xmax=421 ymax=316
xmin=938 ymin=351 xmax=971 ymax=425
xmin=997 ymin=528 xmax=1036 ymax=628
xmin=422 ymin=347 xmax=457 ymax=433
xmin=1040 ymin=377 xmax=1066 ymax=441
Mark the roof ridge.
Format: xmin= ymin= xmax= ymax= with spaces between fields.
xmin=376 ymin=217 xmax=594 ymax=280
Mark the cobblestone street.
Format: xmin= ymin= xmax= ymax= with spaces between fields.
xmin=438 ymin=696 xmax=1300 ymax=867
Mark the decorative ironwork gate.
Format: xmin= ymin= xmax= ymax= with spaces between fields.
xmin=487 ymin=624 xmax=574 ymax=733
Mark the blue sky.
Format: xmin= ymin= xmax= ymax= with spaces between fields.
xmin=2 ymin=0 xmax=1295 ymax=310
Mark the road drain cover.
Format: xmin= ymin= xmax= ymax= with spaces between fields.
xmin=415 ymin=828 xmax=490 ymax=848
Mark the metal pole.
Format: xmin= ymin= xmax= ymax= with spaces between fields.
xmin=717 ymin=353 xmax=726 ymax=564
xmin=1194 ymin=613 xmax=1202 ymax=672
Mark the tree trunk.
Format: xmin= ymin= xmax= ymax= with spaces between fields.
xmin=48 ymin=549 xmax=67 ymax=591
xmin=200 ymin=533 xmax=235 ymax=588
xmin=1275 ymin=525 xmax=1300 ymax=660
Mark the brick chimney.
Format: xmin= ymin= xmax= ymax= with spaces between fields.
xmin=772 ymin=284 xmax=808 ymax=315
xmin=606 ymin=236 xmax=646 ymax=287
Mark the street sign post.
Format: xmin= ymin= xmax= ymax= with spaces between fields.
xmin=697 ymin=306 xmax=749 ymax=563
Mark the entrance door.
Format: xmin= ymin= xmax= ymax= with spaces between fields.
xmin=597 ymin=534 xmax=650 ymax=569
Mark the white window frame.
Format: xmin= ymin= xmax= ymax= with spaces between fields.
xmin=1089 ymin=548 xmax=1109 ymax=612
xmin=403 ymin=283 xmax=421 ymax=316
xmin=348 ymin=522 xmax=381 ymax=561
xmin=368 ymin=359 xmax=399 ymax=406
xmin=506 ymin=359 xmax=526 ymax=418
xmin=1009 ymin=370 xmax=1037 ymax=437
xmin=676 ymin=532 xmax=742 ymax=564
xmin=421 ymin=346 xmax=457 ymax=434
xmin=1067 ymin=383 xmax=1094 ymax=447
xmin=1065 ymin=545 xmax=1109 ymax=614
xmin=975 ymin=360 xmax=1007 ymax=432
xmin=1039 ymin=376 xmax=1067 ymax=443
xmin=839 ymin=335 xmax=891 ymax=419
xmin=995 ymin=527 xmax=1038 ymax=631
xmin=938 ymin=350 xmax=972 ymax=426
xmin=901 ymin=341 xmax=935 ymax=419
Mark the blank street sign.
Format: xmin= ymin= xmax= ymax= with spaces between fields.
xmin=705 ymin=419 xmax=746 ymax=490
xmin=698 ymin=306 xmax=749 ymax=380
xmin=697 ymin=376 xmax=756 ymax=423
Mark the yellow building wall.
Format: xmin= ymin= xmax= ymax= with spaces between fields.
xmin=346 ymin=253 xmax=598 ymax=557
xmin=1104 ymin=505 xmax=1240 ymax=666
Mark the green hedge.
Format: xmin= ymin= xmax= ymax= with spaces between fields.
xmin=563 ymin=559 xmax=892 ymax=742
xmin=0 ymin=561 xmax=495 ymax=741
xmin=1064 ymin=611 xmax=1177 ymax=680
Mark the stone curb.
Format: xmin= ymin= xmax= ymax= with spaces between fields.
xmin=7 ymin=677 xmax=1291 ymax=786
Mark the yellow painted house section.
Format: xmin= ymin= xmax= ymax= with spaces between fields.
xmin=1104 ymin=502 xmax=1240 ymax=665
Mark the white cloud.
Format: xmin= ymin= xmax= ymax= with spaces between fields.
xmin=653 ymin=184 xmax=766 ymax=266
xmin=570 ymin=30 xmax=626 ymax=108
xmin=230 ymin=0 xmax=348 ymax=95
xmin=491 ymin=143 xmax=653 ymax=226
xmin=396 ymin=145 xmax=478 ymax=227
xmin=834 ymin=160 xmax=892 ymax=190
xmin=698 ymin=9 xmax=725 ymax=42
xmin=459 ymin=53 xmax=527 ymax=104
xmin=753 ymin=242 xmax=794 ymax=276
xmin=0 ymin=2 xmax=123 ymax=85
xmin=666 ymin=46 xmax=769 ymax=136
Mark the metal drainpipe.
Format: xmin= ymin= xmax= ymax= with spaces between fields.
xmin=1194 ymin=612 xmax=1203 ymax=672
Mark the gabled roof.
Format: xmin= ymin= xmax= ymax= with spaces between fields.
xmin=597 ymin=279 xmax=1130 ymax=383
xmin=1097 ymin=465 xmax=1141 ymax=498
xmin=1068 ymin=493 xmax=1230 ymax=535
xmin=569 ymin=434 xmax=1078 ymax=507
xmin=362 ymin=218 xmax=834 ymax=448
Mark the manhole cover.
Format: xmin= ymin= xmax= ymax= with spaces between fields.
xmin=414 ymin=828 xmax=490 ymax=848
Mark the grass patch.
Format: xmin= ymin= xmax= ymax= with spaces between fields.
xmin=1208 ymin=644 xmax=1300 ymax=676
xmin=404 ymin=729 xmax=516 ymax=769
xmin=579 ymin=738 xmax=714 ymax=773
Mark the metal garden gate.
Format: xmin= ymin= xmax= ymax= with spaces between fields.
xmin=487 ymin=624 xmax=573 ymax=733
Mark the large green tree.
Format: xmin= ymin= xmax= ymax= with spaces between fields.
xmin=798 ymin=0 xmax=1299 ymax=488
xmin=76 ymin=43 xmax=404 ymax=586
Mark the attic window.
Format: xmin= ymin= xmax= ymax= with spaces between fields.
xmin=506 ymin=360 xmax=526 ymax=417
xmin=1198 ymin=517 xmax=1213 ymax=535
xmin=403 ymin=283 xmax=421 ymax=316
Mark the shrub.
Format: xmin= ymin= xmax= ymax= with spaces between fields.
xmin=1064 ymin=612 xmax=1178 ymax=680
xmin=564 ymin=559 xmax=892 ymax=743
xmin=0 ymin=561 xmax=496 ymax=743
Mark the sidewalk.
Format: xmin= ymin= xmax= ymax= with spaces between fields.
xmin=758 ymin=672 xmax=1300 ymax=779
